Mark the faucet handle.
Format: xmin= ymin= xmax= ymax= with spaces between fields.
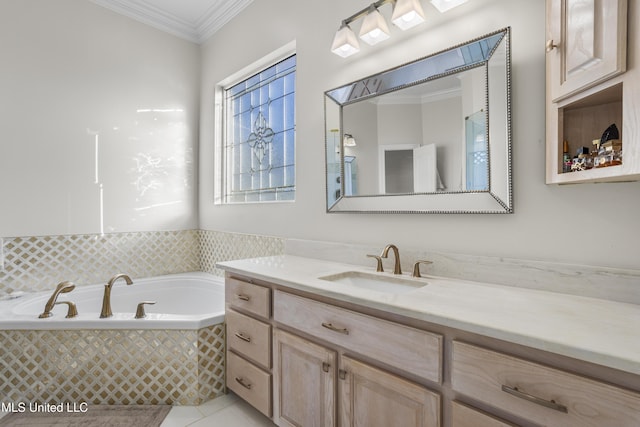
xmin=135 ymin=301 xmax=156 ymax=319
xmin=55 ymin=301 xmax=78 ymax=318
xmin=366 ymin=254 xmax=384 ymax=272
xmin=412 ymin=260 xmax=433 ymax=278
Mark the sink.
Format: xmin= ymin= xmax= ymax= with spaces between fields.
xmin=319 ymin=271 xmax=427 ymax=294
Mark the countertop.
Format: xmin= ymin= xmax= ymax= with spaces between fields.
xmin=218 ymin=255 xmax=640 ymax=376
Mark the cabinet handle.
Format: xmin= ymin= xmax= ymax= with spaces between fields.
xmin=501 ymin=385 xmax=568 ymax=413
xmin=237 ymin=293 xmax=251 ymax=301
xmin=235 ymin=376 xmax=252 ymax=390
xmin=545 ymin=39 xmax=558 ymax=52
xmin=338 ymin=369 xmax=347 ymax=380
xmin=322 ymin=362 xmax=330 ymax=373
xmin=321 ymin=322 xmax=349 ymax=335
xmin=234 ymin=332 xmax=251 ymax=343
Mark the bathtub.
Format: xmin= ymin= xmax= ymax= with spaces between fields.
xmin=0 ymin=271 xmax=224 ymax=330
xmin=0 ymin=272 xmax=227 ymax=405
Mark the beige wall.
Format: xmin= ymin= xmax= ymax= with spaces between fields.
xmin=0 ymin=0 xmax=201 ymax=237
xmin=199 ymin=0 xmax=640 ymax=270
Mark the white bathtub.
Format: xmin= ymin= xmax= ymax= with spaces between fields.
xmin=0 ymin=272 xmax=225 ymax=330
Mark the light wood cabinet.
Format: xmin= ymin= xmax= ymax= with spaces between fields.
xmin=451 ymin=341 xmax=640 ymax=427
xmin=546 ymin=0 xmax=627 ymax=102
xmin=272 ymin=327 xmax=440 ymax=427
xmin=273 ymin=329 xmax=337 ymax=427
xmin=545 ymin=0 xmax=640 ymax=184
xmin=225 ymin=277 xmax=273 ymax=418
xmin=339 ymin=355 xmax=440 ymax=427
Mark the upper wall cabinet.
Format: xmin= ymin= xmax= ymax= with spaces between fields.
xmin=547 ymin=0 xmax=627 ymax=102
xmin=545 ymin=0 xmax=640 ymax=184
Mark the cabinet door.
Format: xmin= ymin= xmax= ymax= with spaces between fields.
xmin=339 ymin=356 xmax=440 ymax=427
xmin=273 ymin=329 xmax=336 ymax=427
xmin=547 ymin=0 xmax=627 ymax=101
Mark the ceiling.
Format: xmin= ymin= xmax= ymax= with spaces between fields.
xmin=90 ymin=0 xmax=254 ymax=44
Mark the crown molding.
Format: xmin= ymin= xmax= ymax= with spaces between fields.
xmin=90 ymin=0 xmax=253 ymax=44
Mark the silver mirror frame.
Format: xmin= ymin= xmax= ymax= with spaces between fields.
xmin=324 ymin=27 xmax=512 ymax=214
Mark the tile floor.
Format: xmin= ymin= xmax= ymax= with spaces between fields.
xmin=160 ymin=393 xmax=276 ymax=427
xmin=0 ymin=393 xmax=275 ymax=427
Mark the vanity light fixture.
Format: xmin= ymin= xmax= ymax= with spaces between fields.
xmin=331 ymin=0 xmax=469 ymax=57
xmin=331 ymin=0 xmax=425 ymax=57
xmin=343 ymin=134 xmax=357 ymax=147
xmin=430 ymin=0 xmax=468 ymax=13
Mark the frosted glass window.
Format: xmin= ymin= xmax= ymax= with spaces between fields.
xmin=223 ymin=55 xmax=296 ymax=203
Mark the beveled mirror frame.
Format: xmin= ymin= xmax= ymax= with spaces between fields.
xmin=324 ymin=27 xmax=512 ymax=214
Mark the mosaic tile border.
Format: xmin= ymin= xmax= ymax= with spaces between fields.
xmin=0 ymin=230 xmax=284 ymax=296
xmin=0 ymin=230 xmax=199 ymax=295
xmin=0 ymin=324 xmax=225 ymax=406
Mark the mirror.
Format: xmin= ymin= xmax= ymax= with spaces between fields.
xmin=325 ymin=28 xmax=512 ymax=213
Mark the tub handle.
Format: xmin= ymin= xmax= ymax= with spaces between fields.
xmin=55 ymin=301 xmax=78 ymax=318
xmin=135 ymin=301 xmax=156 ymax=319
xmin=235 ymin=332 xmax=252 ymax=343
xmin=235 ymin=377 xmax=252 ymax=390
xmin=237 ymin=293 xmax=251 ymax=301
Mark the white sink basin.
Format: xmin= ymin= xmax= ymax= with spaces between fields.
xmin=319 ymin=271 xmax=427 ymax=294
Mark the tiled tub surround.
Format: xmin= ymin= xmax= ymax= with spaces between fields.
xmin=0 ymin=272 xmax=227 ymax=405
xmin=0 ymin=325 xmax=225 ymax=406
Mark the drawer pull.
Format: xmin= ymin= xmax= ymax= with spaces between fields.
xmin=235 ymin=376 xmax=252 ymax=390
xmin=237 ymin=293 xmax=251 ymax=301
xmin=501 ymin=385 xmax=568 ymax=413
xmin=321 ymin=322 xmax=349 ymax=335
xmin=234 ymin=332 xmax=251 ymax=343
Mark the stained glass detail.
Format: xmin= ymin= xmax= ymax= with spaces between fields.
xmin=223 ymin=54 xmax=296 ymax=203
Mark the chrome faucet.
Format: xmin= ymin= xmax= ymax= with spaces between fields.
xmin=39 ymin=281 xmax=75 ymax=318
xmin=100 ymin=273 xmax=133 ymax=318
xmin=380 ymin=244 xmax=402 ymax=275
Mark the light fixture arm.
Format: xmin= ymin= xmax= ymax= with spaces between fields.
xmin=342 ymin=0 xmax=395 ymax=26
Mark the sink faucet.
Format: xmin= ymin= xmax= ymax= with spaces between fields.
xmin=380 ymin=244 xmax=402 ymax=275
xmin=39 ymin=281 xmax=75 ymax=318
xmin=100 ymin=273 xmax=133 ymax=318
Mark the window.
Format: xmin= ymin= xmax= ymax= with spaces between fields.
xmin=220 ymin=54 xmax=296 ymax=203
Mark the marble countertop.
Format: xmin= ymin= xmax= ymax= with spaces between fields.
xmin=218 ymin=255 xmax=640 ymax=376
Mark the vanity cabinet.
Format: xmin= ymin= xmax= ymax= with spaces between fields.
xmin=225 ymin=277 xmax=273 ymax=417
xmin=272 ymin=292 xmax=441 ymax=427
xmin=545 ymin=0 xmax=640 ymax=184
xmin=223 ymin=272 xmax=640 ymax=427
xmin=451 ymin=341 xmax=640 ymax=427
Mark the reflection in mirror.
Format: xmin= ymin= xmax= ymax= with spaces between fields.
xmin=324 ymin=28 xmax=512 ymax=213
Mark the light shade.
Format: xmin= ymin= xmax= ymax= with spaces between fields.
xmin=331 ymin=22 xmax=360 ymax=58
xmin=343 ymin=134 xmax=357 ymax=147
xmin=359 ymin=6 xmax=391 ymax=45
xmin=391 ymin=0 xmax=426 ymax=30
xmin=430 ymin=0 xmax=468 ymax=13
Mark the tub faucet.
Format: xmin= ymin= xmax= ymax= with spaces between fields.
xmin=380 ymin=244 xmax=402 ymax=275
xmin=39 ymin=281 xmax=75 ymax=318
xmin=100 ymin=273 xmax=133 ymax=318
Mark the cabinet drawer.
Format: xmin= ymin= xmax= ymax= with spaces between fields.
xmin=226 ymin=308 xmax=271 ymax=369
xmin=226 ymin=351 xmax=272 ymax=417
xmin=273 ymin=290 xmax=442 ymax=383
xmin=226 ymin=277 xmax=270 ymax=319
xmin=451 ymin=401 xmax=518 ymax=427
xmin=451 ymin=341 xmax=640 ymax=427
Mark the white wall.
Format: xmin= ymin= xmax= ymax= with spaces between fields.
xmin=199 ymin=0 xmax=640 ymax=270
xmin=0 ymin=0 xmax=200 ymax=237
